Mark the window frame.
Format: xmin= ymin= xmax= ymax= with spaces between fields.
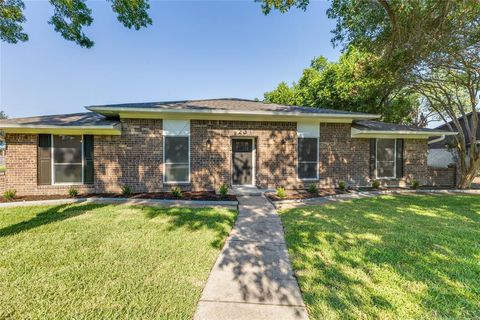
xmin=297 ymin=137 xmax=319 ymax=181
xmin=375 ymin=138 xmax=397 ymax=179
xmin=163 ymin=135 xmax=191 ymax=184
xmin=51 ymin=134 xmax=84 ymax=185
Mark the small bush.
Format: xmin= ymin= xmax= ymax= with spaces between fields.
xmin=372 ymin=180 xmax=381 ymax=189
xmin=121 ymin=185 xmax=132 ymax=196
xmin=307 ymin=184 xmax=318 ymax=194
xmin=338 ymin=181 xmax=346 ymax=190
xmin=411 ymin=179 xmax=420 ymax=190
xmin=68 ymin=187 xmax=79 ymax=198
xmin=276 ymin=186 xmax=286 ymax=199
xmin=219 ymin=184 xmax=229 ymax=198
xmin=171 ymin=187 xmax=183 ymax=198
xmin=3 ymin=189 xmax=17 ymax=201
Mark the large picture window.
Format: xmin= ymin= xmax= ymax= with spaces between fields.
xmin=376 ymin=139 xmax=396 ymax=179
xmin=52 ymin=135 xmax=83 ymax=184
xmin=164 ymin=136 xmax=190 ymax=183
xmin=298 ymin=137 xmax=318 ymax=180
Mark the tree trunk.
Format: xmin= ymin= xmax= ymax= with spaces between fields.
xmin=456 ymin=154 xmax=480 ymax=189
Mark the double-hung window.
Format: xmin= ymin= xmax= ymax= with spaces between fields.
xmin=52 ymin=135 xmax=83 ymax=184
xmin=163 ymin=120 xmax=190 ymax=183
xmin=297 ymin=122 xmax=319 ymax=180
xmin=375 ymin=139 xmax=396 ymax=179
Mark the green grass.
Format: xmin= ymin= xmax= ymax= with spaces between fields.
xmin=280 ymin=195 xmax=480 ymax=319
xmin=0 ymin=204 xmax=236 ymax=319
xmin=0 ymin=165 xmax=5 ymax=173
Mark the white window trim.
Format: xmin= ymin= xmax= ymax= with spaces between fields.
xmin=297 ymin=137 xmax=320 ymax=181
xmin=375 ymin=138 xmax=397 ymax=180
xmin=51 ymin=134 xmax=84 ymax=185
xmin=163 ymin=135 xmax=191 ymax=184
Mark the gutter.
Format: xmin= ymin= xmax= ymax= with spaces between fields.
xmin=428 ymin=135 xmax=446 ymax=145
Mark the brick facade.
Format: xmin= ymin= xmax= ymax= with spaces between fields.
xmin=0 ymin=119 xmax=441 ymax=196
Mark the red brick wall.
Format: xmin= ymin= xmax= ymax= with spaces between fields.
xmin=426 ymin=166 xmax=456 ymax=187
xmin=2 ymin=120 xmax=436 ymax=195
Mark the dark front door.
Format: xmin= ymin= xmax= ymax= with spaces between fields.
xmin=232 ymin=139 xmax=253 ymax=185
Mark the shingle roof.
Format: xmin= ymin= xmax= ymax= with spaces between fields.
xmin=353 ymin=120 xmax=450 ymax=133
xmin=0 ymin=112 xmax=119 ymax=127
xmin=87 ymin=98 xmax=378 ymax=117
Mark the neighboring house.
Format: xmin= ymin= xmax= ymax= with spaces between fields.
xmin=428 ymin=112 xmax=480 ymax=168
xmin=0 ymin=98 xmax=457 ymax=196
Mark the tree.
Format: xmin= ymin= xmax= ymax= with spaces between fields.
xmin=0 ymin=0 xmax=152 ymax=48
xmin=265 ymin=46 xmax=422 ymax=124
xmin=258 ymin=0 xmax=480 ymax=188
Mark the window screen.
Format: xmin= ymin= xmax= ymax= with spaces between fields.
xmin=376 ymin=139 xmax=396 ymax=178
xmin=53 ymin=135 xmax=83 ymax=183
xmin=164 ymin=136 xmax=189 ymax=182
xmin=298 ymin=137 xmax=318 ymax=179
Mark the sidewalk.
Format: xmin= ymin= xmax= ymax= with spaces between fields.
xmin=194 ymin=195 xmax=308 ymax=320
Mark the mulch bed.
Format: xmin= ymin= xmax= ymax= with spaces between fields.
xmin=0 ymin=191 xmax=237 ymax=203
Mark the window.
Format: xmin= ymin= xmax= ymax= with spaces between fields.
xmin=298 ymin=137 xmax=318 ymax=180
xmin=164 ymin=136 xmax=190 ymax=183
xmin=376 ymin=139 xmax=396 ymax=179
xmin=52 ymin=135 xmax=83 ymax=184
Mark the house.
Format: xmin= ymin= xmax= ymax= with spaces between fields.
xmin=428 ymin=112 xmax=480 ymax=168
xmin=0 ymin=98 xmax=457 ymax=196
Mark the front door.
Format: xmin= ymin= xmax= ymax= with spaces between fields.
xmin=232 ymin=139 xmax=254 ymax=185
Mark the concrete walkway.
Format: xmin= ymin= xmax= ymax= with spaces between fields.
xmin=194 ymin=195 xmax=308 ymax=320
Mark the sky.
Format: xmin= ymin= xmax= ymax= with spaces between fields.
xmin=0 ymin=0 xmax=340 ymax=118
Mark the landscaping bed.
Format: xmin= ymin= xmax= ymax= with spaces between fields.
xmin=0 ymin=191 xmax=237 ymax=203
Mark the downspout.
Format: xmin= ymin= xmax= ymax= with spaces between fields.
xmin=428 ymin=135 xmax=446 ymax=145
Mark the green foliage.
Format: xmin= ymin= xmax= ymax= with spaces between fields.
xmin=171 ymin=187 xmax=183 ymax=198
xmin=276 ymin=186 xmax=286 ymax=199
xmin=307 ymin=184 xmax=318 ymax=194
xmin=264 ymin=47 xmax=420 ymax=124
xmin=121 ymin=185 xmax=132 ymax=196
xmin=3 ymin=189 xmax=16 ymax=201
xmin=371 ymin=180 xmax=380 ymax=189
xmin=0 ymin=0 xmax=27 ymax=44
xmin=338 ymin=180 xmax=346 ymax=190
xmin=68 ymin=187 xmax=79 ymax=198
xmin=1 ymin=0 xmax=152 ymax=48
xmin=411 ymin=179 xmax=420 ymax=190
xmin=218 ymin=183 xmax=229 ymax=198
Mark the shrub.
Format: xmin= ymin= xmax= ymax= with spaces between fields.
xmin=372 ymin=180 xmax=381 ymax=189
xmin=411 ymin=179 xmax=420 ymax=190
xmin=338 ymin=181 xmax=346 ymax=190
xmin=219 ymin=184 xmax=229 ymax=198
xmin=276 ymin=186 xmax=286 ymax=199
xmin=3 ymin=189 xmax=17 ymax=201
xmin=68 ymin=187 xmax=79 ymax=198
xmin=121 ymin=185 xmax=132 ymax=196
xmin=307 ymin=184 xmax=318 ymax=194
xmin=171 ymin=187 xmax=183 ymax=198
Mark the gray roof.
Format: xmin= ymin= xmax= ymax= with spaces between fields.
xmin=87 ymin=98 xmax=377 ymax=117
xmin=353 ymin=120 xmax=451 ymax=133
xmin=0 ymin=112 xmax=119 ymax=127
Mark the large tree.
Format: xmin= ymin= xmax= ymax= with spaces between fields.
xmin=259 ymin=0 xmax=480 ymax=188
xmin=0 ymin=0 xmax=152 ymax=48
xmin=264 ymin=46 xmax=424 ymax=124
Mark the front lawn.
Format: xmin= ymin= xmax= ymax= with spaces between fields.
xmin=0 ymin=204 xmax=236 ymax=319
xmin=280 ymin=195 xmax=480 ymax=319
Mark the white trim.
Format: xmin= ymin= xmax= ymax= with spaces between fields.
xmin=1 ymin=124 xmax=121 ymax=135
xmin=351 ymin=127 xmax=457 ymax=139
xmin=51 ymin=134 xmax=85 ymax=185
xmin=375 ymin=138 xmax=397 ymax=180
xmin=87 ymin=106 xmax=380 ymax=121
xmin=231 ymin=137 xmax=256 ymax=186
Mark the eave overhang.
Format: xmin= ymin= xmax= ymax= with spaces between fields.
xmin=87 ymin=106 xmax=380 ymax=123
xmin=0 ymin=123 xmax=122 ymax=135
xmin=351 ymin=127 xmax=458 ymax=139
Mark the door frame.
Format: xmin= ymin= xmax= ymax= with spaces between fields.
xmin=231 ymin=137 xmax=256 ymax=186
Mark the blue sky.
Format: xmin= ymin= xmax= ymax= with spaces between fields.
xmin=0 ymin=0 xmax=339 ymax=118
